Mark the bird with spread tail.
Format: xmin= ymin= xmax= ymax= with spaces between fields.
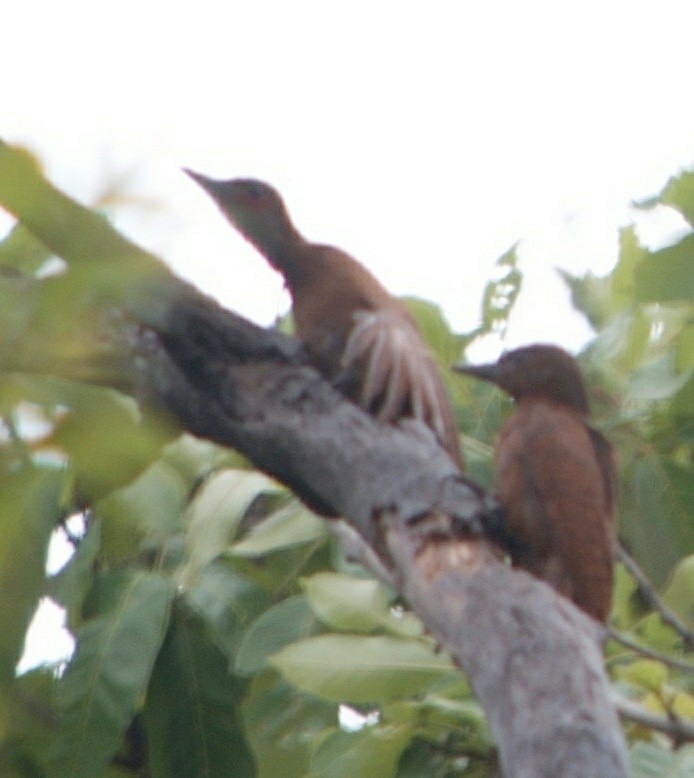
xmin=185 ymin=171 xmax=463 ymax=470
xmin=454 ymin=345 xmax=616 ymax=622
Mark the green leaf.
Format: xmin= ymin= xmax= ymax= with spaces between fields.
xmin=50 ymin=386 xmax=174 ymax=502
xmin=558 ymin=267 xmax=612 ymax=330
xmin=634 ymin=234 xmax=694 ymax=303
xmin=460 ymin=243 xmax=522 ymax=347
xmin=0 ymin=465 xmax=65 ymax=690
xmin=617 ymin=659 xmax=668 ymax=694
xmin=243 ymin=677 xmax=335 ymax=778
xmin=235 ymin=596 xmax=321 ymax=677
xmin=179 ymin=469 xmax=279 ymax=585
xmin=310 ymin=724 xmax=413 ymax=778
xmin=303 ymin=572 xmax=391 ymax=633
xmin=230 ymin=500 xmax=326 ymax=558
xmin=0 ymin=141 xmax=174 ymax=323
xmin=620 ymin=454 xmax=694 ymax=586
xmin=2 ymin=669 xmax=56 ymax=774
xmin=270 ymin=635 xmax=455 ymax=703
xmin=630 ymin=742 xmax=694 ymax=778
xmin=612 ymin=226 xmax=649 ymax=310
xmin=49 ymin=570 xmax=174 ymax=778
xmin=184 ymin=560 xmax=270 ymax=660
xmin=628 ymin=353 xmax=693 ymax=402
xmin=49 ymin=519 xmax=102 ymax=631
xmin=657 ymin=168 xmax=694 ymax=227
xmin=0 ymin=221 xmax=53 ymax=275
xmin=94 ymin=460 xmax=188 ymax=563
xmin=402 ymin=297 xmax=461 ymax=366
xmin=302 ymin=572 xmax=422 ymax=638
xmin=161 ymin=434 xmax=247 ymax=483
xmin=143 ymin=602 xmax=254 ymax=778
xmin=662 ymin=555 xmax=694 ymax=627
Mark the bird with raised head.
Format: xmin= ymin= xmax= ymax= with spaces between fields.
xmin=454 ymin=344 xmax=616 ymax=622
xmin=185 ymin=171 xmax=463 ymax=470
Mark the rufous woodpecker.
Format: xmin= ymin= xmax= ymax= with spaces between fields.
xmin=454 ymin=345 xmax=616 ymax=622
xmin=185 ymin=171 xmax=463 ymax=469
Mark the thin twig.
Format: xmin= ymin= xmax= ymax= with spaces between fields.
xmin=607 ymin=628 xmax=694 ymax=674
xmin=617 ymin=543 xmax=694 ymax=650
xmin=612 ymin=691 xmax=694 ymax=744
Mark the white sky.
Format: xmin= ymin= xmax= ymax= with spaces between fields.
xmin=4 ymin=0 xmax=694 ymax=669
xmin=4 ymin=1 xmax=693 ymax=351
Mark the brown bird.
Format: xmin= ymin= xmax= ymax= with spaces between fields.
xmin=185 ymin=172 xmax=463 ymax=469
xmin=454 ymin=345 xmax=616 ymax=621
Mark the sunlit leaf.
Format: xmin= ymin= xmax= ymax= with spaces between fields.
xmin=310 ymin=723 xmax=413 ymax=778
xmin=403 ymin=297 xmax=462 ymax=366
xmin=270 ymin=635 xmax=455 ymax=703
xmin=558 ymin=267 xmax=612 ymax=330
xmin=611 ymin=226 xmax=649 ymax=310
xmin=630 ymin=741 xmax=694 ymax=778
xmin=0 ymin=221 xmax=53 ymax=275
xmin=662 ymin=555 xmax=694 ymax=627
xmin=302 ymin=572 xmax=422 ymax=638
xmin=49 ymin=386 xmax=174 ymax=502
xmin=657 ymin=168 xmax=694 ymax=227
xmin=459 ymin=243 xmax=522 ymax=348
xmin=179 ymin=469 xmax=279 ymax=585
xmin=229 ymin=499 xmax=326 ymax=557
xmin=0 ymin=140 xmax=173 ymax=323
xmin=634 ymin=234 xmax=694 ymax=303
xmin=617 ymin=659 xmax=668 ymax=694
xmin=161 ymin=434 xmax=247 ymax=482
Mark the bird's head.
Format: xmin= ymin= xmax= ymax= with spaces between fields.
xmin=453 ymin=344 xmax=589 ymax=413
xmin=184 ymin=171 xmax=298 ymax=266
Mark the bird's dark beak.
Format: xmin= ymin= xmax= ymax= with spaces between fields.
xmin=183 ymin=168 xmax=225 ymax=200
xmin=452 ymin=362 xmax=499 ymax=384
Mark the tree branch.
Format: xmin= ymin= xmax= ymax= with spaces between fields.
xmin=617 ymin=544 xmax=694 ymax=651
xmin=613 ymin=691 xmax=694 ymax=744
xmin=121 ymin=283 xmax=631 ymax=777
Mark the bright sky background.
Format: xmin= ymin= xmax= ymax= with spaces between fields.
xmin=4 ymin=0 xmax=694 ymax=669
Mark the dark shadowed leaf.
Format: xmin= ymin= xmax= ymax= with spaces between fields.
xmin=235 ymin=596 xmax=321 ymax=676
xmin=243 ymin=676 xmax=335 ymax=778
xmin=0 ymin=466 xmax=65 ymax=690
xmin=49 ymin=570 xmax=173 ymax=778
xmin=48 ymin=518 xmax=101 ymax=631
xmin=143 ymin=602 xmax=254 ymax=778
xmin=184 ymin=559 xmax=270 ymax=660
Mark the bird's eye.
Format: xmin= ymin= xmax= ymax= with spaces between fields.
xmin=244 ymin=182 xmax=266 ymax=201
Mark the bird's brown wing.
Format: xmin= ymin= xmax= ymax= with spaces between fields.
xmin=339 ymin=309 xmax=462 ymax=467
